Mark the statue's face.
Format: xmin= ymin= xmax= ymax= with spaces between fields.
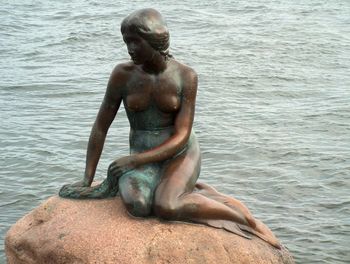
xmin=123 ymin=30 xmax=156 ymax=65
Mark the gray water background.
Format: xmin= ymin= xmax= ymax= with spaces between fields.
xmin=1 ymin=0 xmax=349 ymax=263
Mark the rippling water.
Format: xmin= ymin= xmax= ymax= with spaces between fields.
xmin=1 ymin=1 xmax=349 ymax=263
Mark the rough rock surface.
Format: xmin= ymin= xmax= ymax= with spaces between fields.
xmin=5 ymin=196 xmax=294 ymax=264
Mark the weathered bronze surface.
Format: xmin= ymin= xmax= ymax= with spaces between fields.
xmin=59 ymin=8 xmax=280 ymax=248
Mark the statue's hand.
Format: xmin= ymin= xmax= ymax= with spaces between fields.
xmin=59 ymin=179 xmax=91 ymax=198
xmin=60 ymin=179 xmax=90 ymax=191
xmin=69 ymin=180 xmax=91 ymax=188
xmin=108 ymin=155 xmax=138 ymax=177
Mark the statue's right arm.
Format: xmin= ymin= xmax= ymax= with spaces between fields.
xmin=82 ymin=65 xmax=125 ymax=186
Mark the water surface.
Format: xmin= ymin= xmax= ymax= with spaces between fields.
xmin=1 ymin=1 xmax=349 ymax=263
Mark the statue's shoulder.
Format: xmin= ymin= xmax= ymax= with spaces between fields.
xmin=112 ymin=61 xmax=137 ymax=76
xmin=170 ymin=59 xmax=197 ymax=80
xmin=106 ymin=62 xmax=137 ymax=92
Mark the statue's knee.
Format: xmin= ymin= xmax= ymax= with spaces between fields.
xmin=153 ymin=199 xmax=178 ymax=220
xmin=124 ymin=197 xmax=151 ymax=217
xmin=119 ymin=173 xmax=154 ymax=217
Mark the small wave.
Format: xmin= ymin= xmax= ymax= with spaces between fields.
xmin=318 ymin=200 xmax=350 ymax=210
xmin=0 ymin=199 xmax=20 ymax=208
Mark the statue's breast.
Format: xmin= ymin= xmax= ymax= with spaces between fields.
xmin=125 ymin=75 xmax=181 ymax=113
xmin=153 ymin=92 xmax=180 ymax=113
xmin=152 ymin=75 xmax=181 ymax=113
xmin=125 ymin=93 xmax=150 ymax=112
xmin=126 ymin=92 xmax=180 ymax=113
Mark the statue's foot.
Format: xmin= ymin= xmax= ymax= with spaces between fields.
xmin=195 ymin=182 xmax=281 ymax=249
xmin=223 ymin=198 xmax=281 ymax=248
xmin=253 ymin=219 xmax=281 ymax=249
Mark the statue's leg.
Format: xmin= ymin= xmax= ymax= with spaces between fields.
xmin=153 ymin=140 xmax=247 ymax=224
xmin=118 ymin=167 xmax=160 ymax=217
xmin=153 ymin=139 xmax=280 ymax=248
xmin=194 ymin=182 xmax=278 ymax=244
xmin=194 ymin=182 xmax=256 ymax=228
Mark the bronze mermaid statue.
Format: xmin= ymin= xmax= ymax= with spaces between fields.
xmin=59 ymin=8 xmax=281 ymax=249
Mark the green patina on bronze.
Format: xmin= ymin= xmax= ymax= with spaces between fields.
xmin=59 ymin=8 xmax=281 ymax=249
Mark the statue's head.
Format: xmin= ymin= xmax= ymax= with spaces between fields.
xmin=121 ymin=8 xmax=170 ymax=59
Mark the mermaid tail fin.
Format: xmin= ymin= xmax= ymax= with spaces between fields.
xmin=238 ymin=222 xmax=281 ymax=249
xmin=193 ymin=218 xmax=252 ymax=239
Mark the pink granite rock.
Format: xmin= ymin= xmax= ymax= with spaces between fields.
xmin=5 ymin=196 xmax=294 ymax=264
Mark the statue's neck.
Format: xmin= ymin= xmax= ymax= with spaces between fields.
xmin=142 ymin=53 xmax=167 ymax=74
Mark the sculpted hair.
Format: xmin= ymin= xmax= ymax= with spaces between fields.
xmin=121 ymin=8 xmax=171 ymax=58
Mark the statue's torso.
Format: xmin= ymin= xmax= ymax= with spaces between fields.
xmin=122 ymin=60 xmax=183 ymax=131
xmin=120 ymin=60 xmax=190 ymax=153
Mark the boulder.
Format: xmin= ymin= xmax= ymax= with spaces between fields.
xmin=5 ymin=196 xmax=294 ymax=264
